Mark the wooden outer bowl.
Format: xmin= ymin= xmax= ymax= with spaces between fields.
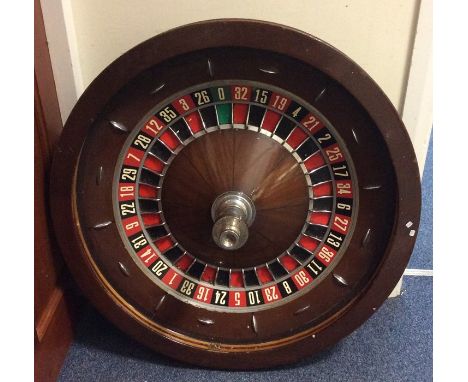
xmin=50 ymin=20 xmax=421 ymax=369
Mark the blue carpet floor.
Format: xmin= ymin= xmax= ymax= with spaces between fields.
xmin=58 ymin=136 xmax=433 ymax=381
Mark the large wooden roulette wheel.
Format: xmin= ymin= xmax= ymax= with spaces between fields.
xmin=50 ymin=20 xmax=421 ymax=369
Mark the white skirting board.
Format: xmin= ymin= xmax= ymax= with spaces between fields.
xmin=389 ymin=269 xmax=433 ymax=298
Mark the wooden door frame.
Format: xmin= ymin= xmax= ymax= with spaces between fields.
xmin=35 ymin=0 xmax=80 ymax=380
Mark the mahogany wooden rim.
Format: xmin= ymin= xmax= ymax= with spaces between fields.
xmin=50 ymin=19 xmax=421 ymax=369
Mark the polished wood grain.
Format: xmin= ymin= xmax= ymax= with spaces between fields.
xmin=161 ymin=129 xmax=309 ymax=268
xmin=35 ymin=1 xmax=78 ymax=380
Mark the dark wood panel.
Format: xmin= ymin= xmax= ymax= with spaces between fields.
xmin=34 ymin=291 xmax=76 ymax=382
xmin=34 ymin=102 xmax=62 ymax=328
xmin=34 ymin=0 xmax=79 ymax=380
xmin=34 ymin=0 xmax=62 ymax=153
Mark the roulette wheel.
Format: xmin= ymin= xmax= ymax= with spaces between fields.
xmin=50 ymin=20 xmax=421 ymax=369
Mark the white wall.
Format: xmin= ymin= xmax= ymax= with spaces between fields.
xmin=72 ymin=0 xmax=419 ymax=106
xmin=402 ymin=0 xmax=432 ymax=168
xmin=41 ymin=0 xmax=431 ymax=171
